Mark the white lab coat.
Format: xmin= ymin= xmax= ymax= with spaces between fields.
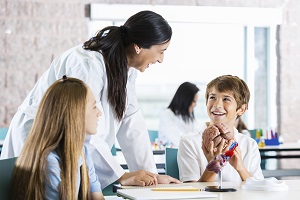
xmin=1 ymin=44 xmax=157 ymax=188
xmin=158 ymin=109 xmax=199 ymax=147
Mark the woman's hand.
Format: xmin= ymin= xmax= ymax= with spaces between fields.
xmin=118 ymin=170 xmax=158 ymax=186
xmin=156 ymin=174 xmax=181 ymax=184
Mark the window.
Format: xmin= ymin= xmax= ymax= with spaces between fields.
xmin=89 ymin=4 xmax=282 ymax=131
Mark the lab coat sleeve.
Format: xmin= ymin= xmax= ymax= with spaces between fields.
xmin=116 ymin=69 xmax=157 ymax=173
xmin=117 ymin=109 xmax=157 ymax=173
xmin=85 ymin=136 xmax=125 ymax=189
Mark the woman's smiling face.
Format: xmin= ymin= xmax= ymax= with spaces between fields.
xmin=131 ymin=40 xmax=171 ymax=72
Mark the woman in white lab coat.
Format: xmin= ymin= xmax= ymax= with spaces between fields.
xmin=1 ymin=10 xmax=179 ymax=189
xmin=159 ymin=82 xmax=200 ymax=147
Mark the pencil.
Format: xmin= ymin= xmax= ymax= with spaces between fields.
xmin=152 ymin=187 xmax=201 ymax=192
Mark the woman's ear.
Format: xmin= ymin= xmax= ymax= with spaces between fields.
xmin=237 ymin=104 xmax=247 ymax=116
xmin=133 ymin=43 xmax=142 ymax=54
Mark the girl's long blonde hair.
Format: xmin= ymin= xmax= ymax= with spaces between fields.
xmin=11 ymin=77 xmax=91 ymax=199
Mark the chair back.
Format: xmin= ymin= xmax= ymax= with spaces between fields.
xmin=0 ymin=127 xmax=8 ymax=153
xmin=165 ymin=148 xmax=179 ymax=179
xmin=0 ymin=127 xmax=8 ymax=140
xmin=148 ymin=130 xmax=158 ymax=143
xmin=0 ymin=157 xmax=17 ymax=200
xmin=111 ymin=144 xmax=117 ymax=156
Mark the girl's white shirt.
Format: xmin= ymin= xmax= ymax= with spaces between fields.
xmin=1 ymin=44 xmax=156 ymax=188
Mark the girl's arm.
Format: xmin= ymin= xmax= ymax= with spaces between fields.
xmin=91 ymin=192 xmax=105 ymax=200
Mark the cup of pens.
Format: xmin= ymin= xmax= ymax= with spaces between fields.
xmin=255 ymin=129 xmax=280 ymax=146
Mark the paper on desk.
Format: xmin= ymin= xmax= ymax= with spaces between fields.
xmin=241 ymin=177 xmax=288 ymax=191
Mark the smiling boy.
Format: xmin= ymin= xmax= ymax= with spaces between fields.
xmin=178 ymin=75 xmax=264 ymax=183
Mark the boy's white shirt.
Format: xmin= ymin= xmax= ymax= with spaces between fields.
xmin=178 ymin=124 xmax=264 ymax=183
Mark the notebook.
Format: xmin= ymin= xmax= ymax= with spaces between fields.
xmin=116 ymin=186 xmax=218 ymax=200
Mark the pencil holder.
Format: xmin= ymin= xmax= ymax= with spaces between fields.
xmin=264 ymin=138 xmax=280 ymax=146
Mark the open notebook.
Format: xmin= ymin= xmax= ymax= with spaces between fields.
xmin=116 ymin=186 xmax=217 ymax=200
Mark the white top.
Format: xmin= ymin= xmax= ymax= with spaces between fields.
xmin=177 ymin=124 xmax=264 ymax=183
xmin=158 ymin=109 xmax=199 ymax=147
xmin=1 ymin=44 xmax=156 ymax=188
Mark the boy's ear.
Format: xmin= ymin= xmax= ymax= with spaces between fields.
xmin=237 ymin=104 xmax=247 ymax=116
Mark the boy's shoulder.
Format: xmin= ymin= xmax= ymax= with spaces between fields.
xmin=180 ymin=132 xmax=202 ymax=144
xmin=236 ymin=132 xmax=258 ymax=147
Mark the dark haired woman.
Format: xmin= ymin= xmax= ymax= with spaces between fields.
xmin=2 ymin=10 xmax=180 ymax=189
xmin=159 ymin=82 xmax=200 ymax=147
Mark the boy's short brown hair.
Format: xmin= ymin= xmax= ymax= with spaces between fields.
xmin=205 ymin=75 xmax=250 ymax=110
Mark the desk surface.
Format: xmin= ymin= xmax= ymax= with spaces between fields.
xmin=259 ymin=142 xmax=300 ymax=152
xmin=115 ymin=180 xmax=300 ymax=200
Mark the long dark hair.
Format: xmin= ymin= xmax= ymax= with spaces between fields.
xmin=168 ymin=82 xmax=200 ymax=123
xmin=83 ymin=10 xmax=172 ymax=120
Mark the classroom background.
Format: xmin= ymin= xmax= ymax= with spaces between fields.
xmin=1 ymin=0 xmax=299 ymax=173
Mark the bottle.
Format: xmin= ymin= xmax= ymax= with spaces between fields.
xmin=258 ymin=136 xmax=266 ymax=147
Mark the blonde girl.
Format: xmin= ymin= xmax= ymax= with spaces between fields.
xmin=11 ymin=76 xmax=104 ymax=200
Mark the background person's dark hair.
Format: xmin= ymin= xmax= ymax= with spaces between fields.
xmin=168 ymin=82 xmax=200 ymax=123
xmin=83 ymin=10 xmax=172 ymax=121
xmin=235 ymin=118 xmax=248 ymax=133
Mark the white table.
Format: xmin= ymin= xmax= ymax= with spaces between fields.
xmin=114 ymin=180 xmax=300 ymax=200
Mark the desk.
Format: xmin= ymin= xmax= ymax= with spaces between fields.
xmin=115 ymin=180 xmax=300 ymax=200
xmin=259 ymin=142 xmax=300 ymax=159
xmin=259 ymin=142 xmax=300 ymax=177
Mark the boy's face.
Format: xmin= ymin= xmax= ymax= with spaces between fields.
xmin=206 ymin=87 xmax=245 ymax=128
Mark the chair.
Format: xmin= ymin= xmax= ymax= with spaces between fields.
xmin=148 ymin=130 xmax=158 ymax=143
xmin=0 ymin=157 xmax=17 ymax=200
xmin=111 ymin=144 xmax=117 ymax=156
xmin=0 ymin=127 xmax=8 ymax=154
xmin=165 ymin=147 xmax=179 ymax=179
xmin=102 ymin=182 xmax=117 ymax=196
xmin=248 ymin=129 xmax=257 ymax=139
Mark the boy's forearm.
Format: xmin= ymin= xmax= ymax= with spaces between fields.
xmin=236 ymin=166 xmax=251 ymax=181
xmin=198 ymin=169 xmax=217 ymax=182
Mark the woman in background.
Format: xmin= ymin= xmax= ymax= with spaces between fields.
xmin=11 ymin=76 xmax=103 ymax=199
xmin=159 ymin=82 xmax=200 ymax=147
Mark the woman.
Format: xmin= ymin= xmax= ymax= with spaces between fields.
xmin=11 ymin=76 xmax=104 ymax=199
xmin=2 ymin=10 xmax=179 ymax=188
xmin=159 ymin=82 xmax=200 ymax=147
